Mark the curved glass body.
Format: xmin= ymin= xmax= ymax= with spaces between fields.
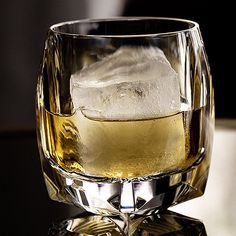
xmin=36 ymin=17 xmax=214 ymax=215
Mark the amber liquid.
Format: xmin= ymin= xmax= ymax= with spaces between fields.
xmin=40 ymin=107 xmax=205 ymax=178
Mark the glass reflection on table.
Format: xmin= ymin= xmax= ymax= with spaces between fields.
xmin=48 ymin=210 xmax=206 ymax=235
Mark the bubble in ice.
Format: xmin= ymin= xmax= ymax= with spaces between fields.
xmin=70 ymin=46 xmax=180 ymax=120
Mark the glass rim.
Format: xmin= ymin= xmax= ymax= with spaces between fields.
xmin=50 ymin=17 xmax=199 ymax=38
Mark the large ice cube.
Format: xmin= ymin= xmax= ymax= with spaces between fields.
xmin=70 ymin=46 xmax=180 ymax=119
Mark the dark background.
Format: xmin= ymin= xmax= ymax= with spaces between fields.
xmin=0 ymin=1 xmax=235 ymax=235
xmin=124 ymin=0 xmax=235 ymax=118
xmin=0 ymin=0 xmax=235 ymax=133
xmin=0 ymin=0 xmax=88 ymax=131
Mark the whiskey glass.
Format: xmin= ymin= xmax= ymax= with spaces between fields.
xmin=36 ymin=17 xmax=214 ymax=216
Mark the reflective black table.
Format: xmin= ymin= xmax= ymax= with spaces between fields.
xmin=1 ymin=120 xmax=235 ymax=235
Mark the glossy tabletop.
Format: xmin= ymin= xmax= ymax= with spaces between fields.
xmin=1 ymin=120 xmax=235 ymax=235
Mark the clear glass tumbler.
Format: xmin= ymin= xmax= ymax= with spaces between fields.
xmin=36 ymin=17 xmax=214 ymax=216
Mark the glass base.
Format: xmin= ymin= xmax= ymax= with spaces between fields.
xmin=48 ymin=210 xmax=207 ymax=235
xmin=41 ymin=153 xmax=209 ymax=215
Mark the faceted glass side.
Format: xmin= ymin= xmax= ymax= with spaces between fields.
xmin=39 ymin=148 xmax=210 ymax=215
